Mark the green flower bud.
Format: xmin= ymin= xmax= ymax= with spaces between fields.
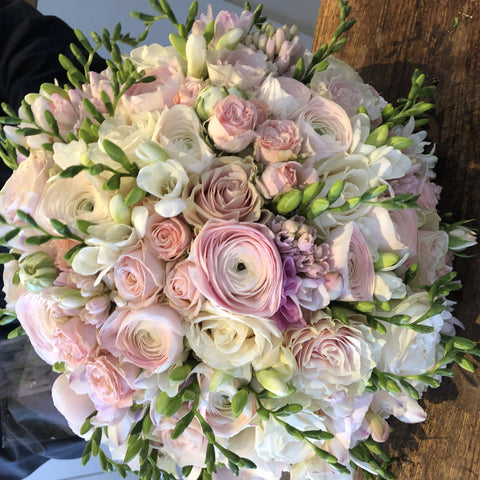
xmin=216 ymin=28 xmax=244 ymax=50
xmin=374 ymin=252 xmax=400 ymax=270
xmin=110 ymin=194 xmax=131 ymax=225
xmin=19 ymin=252 xmax=58 ymax=292
xmin=195 ymin=86 xmax=228 ymax=121
xmin=256 ymin=369 xmax=289 ymax=397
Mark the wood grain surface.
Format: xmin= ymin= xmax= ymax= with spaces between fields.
xmin=313 ymin=1 xmax=480 ymax=478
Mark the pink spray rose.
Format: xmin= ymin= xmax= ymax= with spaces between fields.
xmin=99 ymin=304 xmax=185 ymax=373
xmin=256 ymin=161 xmax=302 ymax=199
xmin=254 ymin=119 xmax=302 ymax=165
xmin=144 ymin=214 xmax=192 ymax=261
xmin=208 ymin=95 xmax=257 ymax=152
xmin=113 ymin=244 xmax=166 ymax=307
xmin=327 ymin=222 xmax=375 ymax=302
xmin=188 ymin=220 xmax=283 ymax=317
xmin=173 ymin=78 xmax=206 ymax=106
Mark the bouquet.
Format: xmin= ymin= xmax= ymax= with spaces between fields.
xmin=0 ymin=1 xmax=478 ymax=479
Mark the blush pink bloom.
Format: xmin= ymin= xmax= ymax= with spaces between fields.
xmin=173 ymin=78 xmax=206 ymax=106
xmin=183 ymin=157 xmax=262 ymax=228
xmin=0 ymin=149 xmax=53 ymax=224
xmin=53 ymin=316 xmax=98 ymax=368
xmin=256 ymin=161 xmax=302 ymax=199
xmin=164 ymin=259 xmax=205 ymax=318
xmin=297 ymin=95 xmax=353 ymax=161
xmin=144 ymin=214 xmax=192 ymax=260
xmin=254 ymin=120 xmax=302 ymax=165
xmin=188 ymin=220 xmax=283 ymax=317
xmin=213 ymin=10 xmax=252 ymax=43
xmin=208 ymin=95 xmax=257 ymax=152
xmin=113 ymin=244 xmax=166 ymax=306
xmin=327 ymin=222 xmax=375 ymax=302
xmin=99 ymin=304 xmax=185 ymax=373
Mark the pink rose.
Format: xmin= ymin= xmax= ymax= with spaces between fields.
xmin=327 ymin=222 xmax=375 ymax=302
xmin=173 ymin=78 xmax=206 ymax=107
xmin=188 ymin=220 xmax=283 ymax=317
xmin=0 ymin=149 xmax=53 ymax=224
xmin=254 ymin=120 xmax=302 ymax=165
xmin=53 ymin=316 xmax=98 ymax=368
xmin=182 ymin=157 xmax=262 ymax=228
xmin=208 ymin=95 xmax=257 ymax=152
xmin=256 ymin=161 xmax=302 ymax=199
xmin=297 ymin=95 xmax=353 ymax=161
xmin=144 ymin=214 xmax=192 ymax=260
xmin=15 ymin=292 xmax=59 ymax=364
xmin=164 ymin=259 xmax=204 ymax=318
xmin=413 ymin=230 xmax=451 ymax=284
xmin=113 ymin=244 xmax=166 ymax=306
xmin=99 ymin=304 xmax=185 ymax=372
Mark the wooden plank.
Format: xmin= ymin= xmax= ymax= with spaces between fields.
xmin=313 ymin=1 xmax=480 ymax=478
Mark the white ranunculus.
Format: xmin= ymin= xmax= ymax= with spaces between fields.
xmin=35 ymin=171 xmax=112 ymax=235
xmin=136 ymin=158 xmax=188 ymax=217
xmin=376 ymin=292 xmax=444 ymax=377
xmin=255 ymin=410 xmax=327 ymax=464
xmin=367 ymin=144 xmax=412 ymax=180
xmin=185 ymin=302 xmax=282 ymax=378
xmin=72 ymin=223 xmax=138 ymax=280
xmin=153 ymin=104 xmax=214 ymax=174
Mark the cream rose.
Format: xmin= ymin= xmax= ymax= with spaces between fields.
xmin=99 ymin=304 xmax=185 ymax=373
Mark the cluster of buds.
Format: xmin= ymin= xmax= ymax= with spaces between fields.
xmin=244 ymin=23 xmax=306 ymax=73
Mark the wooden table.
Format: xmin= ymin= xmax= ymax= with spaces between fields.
xmin=314 ymin=1 xmax=480 ymax=478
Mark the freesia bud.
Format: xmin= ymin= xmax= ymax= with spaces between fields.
xmin=256 ymin=369 xmax=289 ymax=397
xmin=374 ymin=252 xmax=400 ymax=270
xmin=19 ymin=252 xmax=58 ymax=292
xmin=186 ymin=33 xmax=207 ymax=78
xmin=216 ymin=27 xmax=244 ymax=50
xmin=109 ymin=194 xmax=131 ymax=225
xmin=195 ymin=86 xmax=228 ymax=121
xmin=135 ymin=140 xmax=169 ymax=165
xmin=209 ymin=369 xmax=234 ymax=391
xmin=448 ymin=226 xmax=477 ymax=251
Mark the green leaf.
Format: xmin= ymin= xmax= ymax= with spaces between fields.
xmin=156 ymin=392 xmax=183 ymax=417
xmin=16 ymin=210 xmax=38 ymax=228
xmin=124 ymin=437 xmax=143 ymax=463
xmin=60 ymin=164 xmax=86 ymax=178
xmin=303 ymin=430 xmax=335 ymax=440
xmin=168 ymin=364 xmax=193 ymax=382
xmin=231 ymin=389 xmax=249 ymax=418
xmin=170 ymin=409 xmax=195 ymax=439
xmin=103 ymin=174 xmax=121 ymax=191
xmin=24 ymin=235 xmax=52 ymax=246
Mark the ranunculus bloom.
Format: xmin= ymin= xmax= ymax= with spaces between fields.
xmin=327 ymin=222 xmax=375 ymax=302
xmin=287 ymin=314 xmax=383 ymax=398
xmin=182 ymin=157 xmax=262 ymax=228
xmin=164 ymin=259 xmax=204 ymax=318
xmin=297 ymin=95 xmax=353 ymax=161
xmin=188 ymin=220 xmax=283 ymax=317
xmin=185 ymin=302 xmax=282 ymax=373
xmin=144 ymin=214 xmax=192 ymax=260
xmin=113 ymin=243 xmax=166 ymax=306
xmin=254 ymin=119 xmax=302 ymax=165
xmin=208 ymin=95 xmax=257 ymax=152
xmin=99 ymin=304 xmax=185 ymax=373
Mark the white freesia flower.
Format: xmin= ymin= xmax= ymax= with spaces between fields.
xmin=136 ymin=158 xmax=188 ymax=217
xmin=185 ymin=302 xmax=282 ymax=378
xmin=367 ymin=144 xmax=412 ymax=180
xmin=153 ymin=104 xmax=214 ymax=174
xmin=72 ymin=223 xmax=138 ymax=280
xmin=36 ymin=171 xmax=112 ymax=234
xmin=129 ymin=43 xmax=185 ymax=71
xmin=53 ymin=139 xmax=89 ymax=170
xmin=186 ymin=33 xmax=207 ymax=78
xmin=374 ymin=272 xmax=407 ymax=302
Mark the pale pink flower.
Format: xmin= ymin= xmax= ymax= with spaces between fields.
xmin=188 ymin=220 xmax=283 ymax=317
xmin=414 ymin=230 xmax=451 ymax=284
xmin=99 ymin=304 xmax=185 ymax=373
xmin=208 ymin=95 xmax=257 ymax=152
xmin=256 ymin=161 xmax=301 ymax=199
xmin=254 ymin=120 xmax=302 ymax=165
xmin=113 ymin=244 xmax=166 ymax=307
xmin=144 ymin=214 xmax=192 ymax=261
xmin=173 ymin=78 xmax=206 ymax=106
xmin=213 ymin=10 xmax=252 ymax=43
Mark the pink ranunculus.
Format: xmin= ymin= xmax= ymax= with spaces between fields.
xmin=327 ymin=222 xmax=375 ymax=302
xmin=99 ymin=304 xmax=185 ymax=373
xmin=182 ymin=157 xmax=262 ymax=228
xmin=52 ymin=373 xmax=96 ymax=436
xmin=256 ymin=161 xmax=302 ymax=199
xmin=164 ymin=259 xmax=205 ymax=318
xmin=84 ymin=354 xmax=139 ymax=409
xmin=173 ymin=78 xmax=206 ymax=106
xmin=0 ymin=149 xmax=53 ymax=224
xmin=297 ymin=95 xmax=353 ymax=161
xmin=53 ymin=316 xmax=99 ymax=368
xmin=15 ymin=292 xmax=59 ymax=364
xmin=254 ymin=119 xmax=302 ymax=165
xmin=208 ymin=95 xmax=257 ymax=152
xmin=188 ymin=220 xmax=283 ymax=317
xmin=144 ymin=214 xmax=192 ymax=261
xmin=113 ymin=244 xmax=166 ymax=306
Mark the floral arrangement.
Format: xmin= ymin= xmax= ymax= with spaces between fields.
xmin=0 ymin=1 xmax=478 ymax=479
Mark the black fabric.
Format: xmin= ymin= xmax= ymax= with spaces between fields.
xmin=0 ymin=1 xmax=107 ymax=477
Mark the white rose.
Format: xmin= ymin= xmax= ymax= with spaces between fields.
xmin=287 ymin=312 xmax=384 ymax=398
xmin=35 ymin=171 xmax=112 ymax=235
xmin=136 ymin=158 xmax=188 ymax=217
xmin=185 ymin=302 xmax=282 ymax=378
xmin=154 ymin=104 xmax=214 ymax=174
xmin=376 ymin=292 xmax=444 ymax=376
